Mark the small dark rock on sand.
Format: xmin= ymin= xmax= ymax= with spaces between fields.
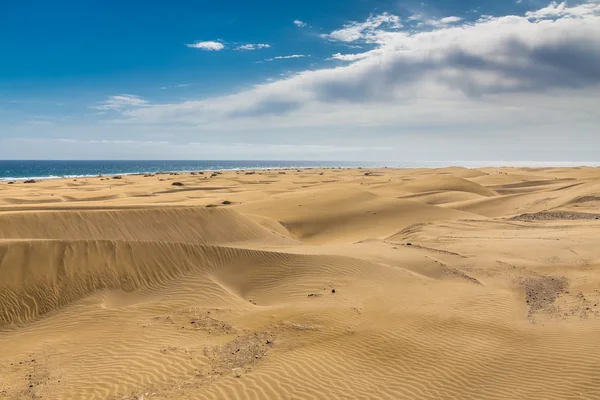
xmin=23 ymin=179 xmax=36 ymax=184
xmin=112 ymin=175 xmax=122 ymax=179
xmin=172 ymin=182 xmax=184 ymax=186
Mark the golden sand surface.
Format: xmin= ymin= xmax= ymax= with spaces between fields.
xmin=1 ymin=167 xmax=600 ymax=399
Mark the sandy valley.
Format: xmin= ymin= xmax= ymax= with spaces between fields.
xmin=1 ymin=167 xmax=600 ymax=399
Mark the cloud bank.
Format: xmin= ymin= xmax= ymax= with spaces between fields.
xmin=84 ymin=1 xmax=600 ymax=160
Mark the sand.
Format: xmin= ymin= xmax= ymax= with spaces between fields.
xmin=1 ymin=167 xmax=600 ymax=399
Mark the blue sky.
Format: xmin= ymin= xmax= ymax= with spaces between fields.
xmin=1 ymin=0 xmax=599 ymax=160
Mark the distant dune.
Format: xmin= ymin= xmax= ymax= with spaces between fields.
xmin=1 ymin=167 xmax=600 ymax=399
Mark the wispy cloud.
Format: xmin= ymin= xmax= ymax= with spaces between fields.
xmin=186 ymin=41 xmax=225 ymax=51
xmin=159 ymin=84 xmax=190 ymax=90
xmin=87 ymin=139 xmax=169 ymax=145
xmin=328 ymin=52 xmax=373 ymax=61
xmin=265 ymin=54 xmax=309 ymax=62
xmin=188 ymin=142 xmax=391 ymax=152
xmin=414 ymin=15 xmax=464 ymax=27
xmin=293 ymin=20 xmax=307 ymax=27
xmin=321 ymin=13 xmax=402 ymax=43
xmin=235 ymin=43 xmax=271 ymax=51
xmin=91 ymin=95 xmax=149 ymax=111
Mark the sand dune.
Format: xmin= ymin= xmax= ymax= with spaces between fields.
xmin=387 ymin=174 xmax=497 ymax=197
xmin=395 ymin=190 xmax=485 ymax=205
xmin=235 ymin=187 xmax=477 ymax=243
xmin=1 ymin=167 xmax=600 ymax=399
xmin=444 ymin=179 xmax=600 ymax=217
xmin=0 ymin=207 xmax=297 ymax=246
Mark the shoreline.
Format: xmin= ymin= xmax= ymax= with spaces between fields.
xmin=2 ymin=161 xmax=600 ymax=182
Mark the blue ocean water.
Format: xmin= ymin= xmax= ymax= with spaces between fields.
xmin=0 ymin=160 xmax=383 ymax=181
xmin=0 ymin=160 xmax=598 ymax=181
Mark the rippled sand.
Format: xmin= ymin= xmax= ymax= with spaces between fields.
xmin=2 ymin=167 xmax=600 ymax=399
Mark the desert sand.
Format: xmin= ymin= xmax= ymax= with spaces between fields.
xmin=1 ymin=167 xmax=600 ymax=399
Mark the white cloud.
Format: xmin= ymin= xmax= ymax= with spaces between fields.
xmin=526 ymin=1 xmax=600 ymax=19
xmin=328 ymin=52 xmax=374 ymax=61
xmin=294 ymin=20 xmax=307 ymax=27
xmin=439 ymin=16 xmax=462 ymax=24
xmin=236 ymin=43 xmax=271 ymax=50
xmin=186 ymin=41 xmax=225 ymax=51
xmin=526 ymin=1 xmax=567 ymax=19
xmin=89 ymin=2 xmax=600 ymax=160
xmin=321 ymin=13 xmax=402 ymax=43
xmin=265 ymin=54 xmax=309 ymax=61
xmin=91 ymin=95 xmax=149 ymax=111
xmin=415 ymin=15 xmax=464 ymax=27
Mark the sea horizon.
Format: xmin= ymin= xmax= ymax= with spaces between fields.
xmin=1 ymin=159 xmax=599 ymax=181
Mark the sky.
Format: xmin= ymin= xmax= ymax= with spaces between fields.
xmin=1 ymin=0 xmax=599 ymax=161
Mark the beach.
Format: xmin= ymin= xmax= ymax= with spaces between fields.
xmin=1 ymin=166 xmax=600 ymax=399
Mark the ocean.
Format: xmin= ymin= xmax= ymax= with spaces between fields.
xmin=0 ymin=160 xmax=598 ymax=181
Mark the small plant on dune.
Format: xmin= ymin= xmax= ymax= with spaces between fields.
xmin=221 ymin=200 xmax=233 ymax=205
xmin=206 ymin=204 xmax=218 ymax=208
